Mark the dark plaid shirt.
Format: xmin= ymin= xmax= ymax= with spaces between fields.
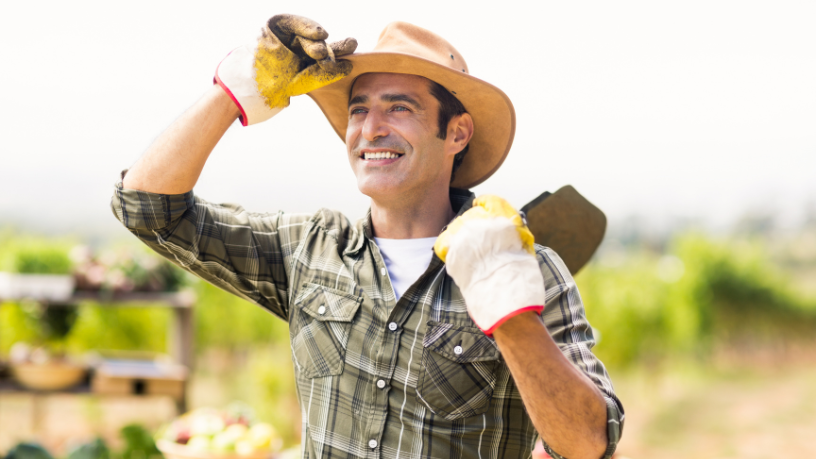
xmin=111 ymin=175 xmax=623 ymax=459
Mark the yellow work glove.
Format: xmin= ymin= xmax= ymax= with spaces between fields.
xmin=434 ymin=195 xmax=545 ymax=336
xmin=434 ymin=195 xmax=535 ymax=262
xmin=215 ymin=14 xmax=357 ymax=126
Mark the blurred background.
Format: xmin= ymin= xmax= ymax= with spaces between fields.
xmin=1 ymin=1 xmax=814 ymax=458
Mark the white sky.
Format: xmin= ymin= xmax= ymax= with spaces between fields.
xmin=1 ymin=1 xmax=814 ymax=240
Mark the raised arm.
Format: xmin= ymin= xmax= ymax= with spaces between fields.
xmin=113 ymin=15 xmax=358 ymax=318
xmin=122 ymin=14 xmax=357 ymax=194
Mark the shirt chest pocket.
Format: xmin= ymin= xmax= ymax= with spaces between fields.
xmin=291 ymin=283 xmax=362 ymax=379
xmin=417 ymin=321 xmax=502 ymax=420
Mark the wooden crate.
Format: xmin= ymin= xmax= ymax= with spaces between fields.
xmin=91 ymin=359 xmax=187 ymax=401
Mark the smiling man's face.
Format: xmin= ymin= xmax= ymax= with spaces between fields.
xmin=346 ymin=73 xmax=454 ymax=203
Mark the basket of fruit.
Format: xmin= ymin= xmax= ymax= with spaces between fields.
xmin=8 ymin=306 xmax=86 ymax=392
xmin=11 ymin=360 xmax=86 ymax=391
xmin=156 ymin=404 xmax=283 ymax=459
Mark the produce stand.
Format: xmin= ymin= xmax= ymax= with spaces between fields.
xmin=0 ymin=289 xmax=196 ymax=435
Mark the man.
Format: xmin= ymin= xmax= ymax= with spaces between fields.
xmin=112 ymin=15 xmax=623 ymax=459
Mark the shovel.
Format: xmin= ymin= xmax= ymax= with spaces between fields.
xmin=521 ymin=185 xmax=606 ymax=275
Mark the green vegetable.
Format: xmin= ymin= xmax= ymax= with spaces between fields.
xmin=120 ymin=424 xmax=161 ymax=459
xmin=3 ymin=443 xmax=54 ymax=459
xmin=66 ymin=438 xmax=110 ymax=459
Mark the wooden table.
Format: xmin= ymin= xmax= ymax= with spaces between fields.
xmin=0 ymin=290 xmax=196 ymax=416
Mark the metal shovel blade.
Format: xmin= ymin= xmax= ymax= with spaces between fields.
xmin=521 ymin=185 xmax=606 ymax=275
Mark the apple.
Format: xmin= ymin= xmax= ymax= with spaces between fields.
xmin=225 ymin=401 xmax=255 ymax=426
xmin=248 ymin=423 xmax=282 ymax=451
xmin=235 ymin=439 xmax=255 ymax=456
xmin=190 ymin=412 xmax=226 ymax=436
xmin=212 ymin=433 xmax=236 ymax=452
xmin=186 ymin=435 xmax=211 ymax=452
xmin=175 ymin=427 xmax=191 ymax=445
xmin=213 ymin=422 xmax=252 ymax=452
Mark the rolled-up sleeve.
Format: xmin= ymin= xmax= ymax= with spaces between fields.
xmin=111 ymin=171 xmax=311 ymax=320
xmin=536 ymin=246 xmax=625 ymax=459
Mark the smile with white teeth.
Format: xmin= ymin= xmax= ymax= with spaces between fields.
xmin=362 ymin=151 xmax=403 ymax=160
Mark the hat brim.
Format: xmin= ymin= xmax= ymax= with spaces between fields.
xmin=308 ymin=52 xmax=515 ymax=189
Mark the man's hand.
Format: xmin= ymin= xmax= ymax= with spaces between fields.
xmin=124 ymin=15 xmax=356 ymax=195
xmin=215 ymin=14 xmax=358 ymax=126
xmin=434 ymin=195 xmax=546 ymax=336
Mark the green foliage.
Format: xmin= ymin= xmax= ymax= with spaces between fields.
xmin=578 ymin=233 xmax=816 ymax=369
xmin=1 ymin=274 xmax=288 ymax=358
xmin=0 ymin=301 xmax=170 ymax=355
xmin=41 ymin=307 xmax=79 ymax=341
xmin=241 ymin=346 xmax=298 ymax=442
xmin=193 ymin=281 xmax=289 ymax=350
xmin=0 ymin=237 xmax=73 ymax=274
xmin=63 ymin=304 xmax=170 ymax=354
xmin=66 ymin=438 xmax=109 ymax=459
xmin=13 ymin=303 xmax=80 ymax=352
xmin=3 ymin=427 xmax=158 ymax=459
xmin=577 ymin=253 xmax=675 ymax=368
xmin=119 ymin=424 xmax=161 ymax=459
xmin=2 ymin=443 xmax=54 ymax=459
xmin=0 ymin=302 xmax=42 ymax=351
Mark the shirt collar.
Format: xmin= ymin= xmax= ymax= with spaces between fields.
xmin=345 ymin=188 xmax=475 ymax=256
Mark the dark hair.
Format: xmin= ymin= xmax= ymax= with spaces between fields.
xmin=428 ymin=81 xmax=469 ymax=184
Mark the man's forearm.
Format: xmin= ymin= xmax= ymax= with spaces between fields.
xmin=494 ymin=312 xmax=608 ymax=459
xmin=122 ymin=85 xmax=241 ymax=194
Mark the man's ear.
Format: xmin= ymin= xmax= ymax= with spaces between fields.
xmin=446 ymin=113 xmax=474 ymax=157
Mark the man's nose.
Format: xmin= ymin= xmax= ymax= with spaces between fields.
xmin=361 ymin=109 xmax=390 ymax=142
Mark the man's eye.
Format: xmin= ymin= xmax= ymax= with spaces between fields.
xmin=351 ymin=108 xmax=367 ymax=115
xmin=392 ymin=106 xmax=409 ymax=112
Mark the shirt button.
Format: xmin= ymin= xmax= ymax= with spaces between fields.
xmin=380 ymin=267 xmax=387 ymax=276
xmin=454 ymin=345 xmax=463 ymax=355
xmin=317 ymin=305 xmax=326 ymax=315
xmin=377 ymin=379 xmax=386 ymax=389
xmin=368 ymin=439 xmax=378 ymax=448
xmin=388 ymin=322 xmax=398 ymax=331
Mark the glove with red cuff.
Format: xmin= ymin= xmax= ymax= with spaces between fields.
xmin=214 ymin=14 xmax=357 ymax=126
xmin=434 ymin=195 xmax=546 ymax=336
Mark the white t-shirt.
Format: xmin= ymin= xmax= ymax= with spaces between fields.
xmin=373 ymin=237 xmax=437 ymax=300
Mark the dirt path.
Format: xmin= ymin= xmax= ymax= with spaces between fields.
xmin=613 ymin=361 xmax=816 ymax=459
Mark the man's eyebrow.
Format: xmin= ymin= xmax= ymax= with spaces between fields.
xmin=348 ymin=94 xmax=368 ymax=108
xmin=382 ymin=93 xmax=422 ymax=108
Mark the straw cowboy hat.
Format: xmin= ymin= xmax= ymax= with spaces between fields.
xmin=308 ymin=21 xmax=516 ymax=189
